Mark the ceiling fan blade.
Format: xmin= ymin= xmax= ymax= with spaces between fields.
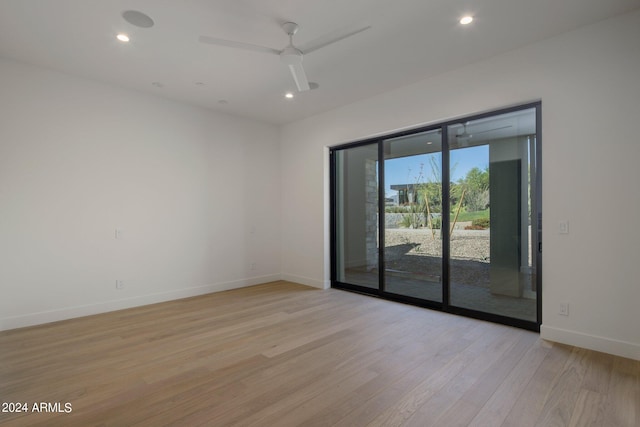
xmin=287 ymin=61 xmax=310 ymax=92
xmin=472 ymin=125 xmax=512 ymax=135
xmin=299 ymin=25 xmax=371 ymax=55
xmin=198 ymin=35 xmax=281 ymax=55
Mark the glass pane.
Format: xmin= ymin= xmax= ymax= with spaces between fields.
xmin=383 ymin=129 xmax=443 ymax=302
xmin=334 ymin=144 xmax=379 ymax=288
xmin=448 ymin=108 xmax=537 ymax=321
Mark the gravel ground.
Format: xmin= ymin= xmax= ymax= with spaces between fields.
xmin=384 ymin=228 xmax=490 ymax=287
xmin=385 ymin=228 xmax=490 ymax=261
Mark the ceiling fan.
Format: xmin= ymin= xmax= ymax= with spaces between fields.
xmin=456 ymin=122 xmax=512 ymax=140
xmin=199 ymin=22 xmax=371 ymax=92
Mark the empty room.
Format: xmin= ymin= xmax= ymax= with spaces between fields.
xmin=1 ymin=1 xmax=639 ymax=426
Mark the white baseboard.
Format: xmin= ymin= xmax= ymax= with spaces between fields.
xmin=541 ymin=325 xmax=640 ymax=361
xmin=0 ymin=274 xmax=282 ymax=332
xmin=280 ymin=273 xmax=329 ymax=289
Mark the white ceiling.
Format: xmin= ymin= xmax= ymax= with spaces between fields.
xmin=1 ymin=0 xmax=639 ymax=125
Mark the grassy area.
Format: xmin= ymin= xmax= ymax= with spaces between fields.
xmin=385 ymin=206 xmax=490 ymax=225
xmin=452 ymin=209 xmax=489 ymax=222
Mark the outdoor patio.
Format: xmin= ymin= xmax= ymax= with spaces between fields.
xmin=343 ymin=228 xmax=536 ymax=322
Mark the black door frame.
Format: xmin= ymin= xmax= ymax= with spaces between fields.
xmin=330 ymin=102 xmax=542 ymax=331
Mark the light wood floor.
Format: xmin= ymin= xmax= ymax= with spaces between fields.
xmin=1 ymin=281 xmax=638 ymax=426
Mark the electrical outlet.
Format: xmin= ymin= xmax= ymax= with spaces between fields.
xmin=558 ymin=220 xmax=569 ymax=234
xmin=115 ymin=228 xmax=124 ymax=239
xmin=559 ymin=303 xmax=569 ymax=316
xmin=116 ymin=280 xmax=125 ymax=290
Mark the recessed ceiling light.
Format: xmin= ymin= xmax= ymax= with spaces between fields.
xmin=460 ymin=16 xmax=473 ymax=25
xmin=285 ymin=92 xmax=294 ymax=99
xmin=116 ymin=33 xmax=130 ymax=42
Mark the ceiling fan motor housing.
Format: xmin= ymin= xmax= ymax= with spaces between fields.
xmin=280 ymin=46 xmax=304 ymax=65
xmin=282 ymin=22 xmax=300 ymax=36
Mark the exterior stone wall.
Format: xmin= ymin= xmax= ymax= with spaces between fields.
xmin=365 ymin=159 xmax=378 ymax=271
xmin=384 ymin=213 xmax=404 ymax=229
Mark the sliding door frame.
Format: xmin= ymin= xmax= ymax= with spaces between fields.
xmin=330 ymin=101 xmax=542 ymax=331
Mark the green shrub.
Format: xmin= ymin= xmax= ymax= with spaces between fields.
xmin=427 ymin=217 xmax=442 ymax=229
xmin=471 ymin=218 xmax=490 ymax=229
xmin=399 ymin=214 xmax=414 ymax=228
xmin=386 ymin=206 xmax=410 ymax=213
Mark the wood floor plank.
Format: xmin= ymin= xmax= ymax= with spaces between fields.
xmin=466 ymin=336 xmax=550 ymax=427
xmin=533 ymin=346 xmax=591 ymax=427
xmin=602 ymin=357 xmax=640 ymax=426
xmin=580 ymin=349 xmax=613 ymax=394
xmin=368 ymin=323 xmax=525 ymax=426
xmin=1 ymin=281 xmax=638 ymax=427
xmin=432 ymin=330 xmax=538 ymax=426
xmin=319 ymin=317 xmax=478 ymax=427
xmin=500 ymin=341 xmax=572 ymax=427
xmin=567 ymin=389 xmax=607 ymax=427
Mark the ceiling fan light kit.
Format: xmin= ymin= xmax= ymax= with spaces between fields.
xmin=199 ymin=21 xmax=370 ymax=93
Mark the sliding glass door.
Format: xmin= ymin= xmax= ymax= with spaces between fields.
xmin=383 ymin=129 xmax=443 ymax=302
xmin=447 ymin=108 xmax=538 ymax=323
xmin=333 ymin=142 xmax=379 ymax=289
xmin=331 ymin=103 xmax=541 ymax=330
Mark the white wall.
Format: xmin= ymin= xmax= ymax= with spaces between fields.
xmin=280 ymin=10 xmax=640 ymax=360
xmin=0 ymin=58 xmax=281 ymax=330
